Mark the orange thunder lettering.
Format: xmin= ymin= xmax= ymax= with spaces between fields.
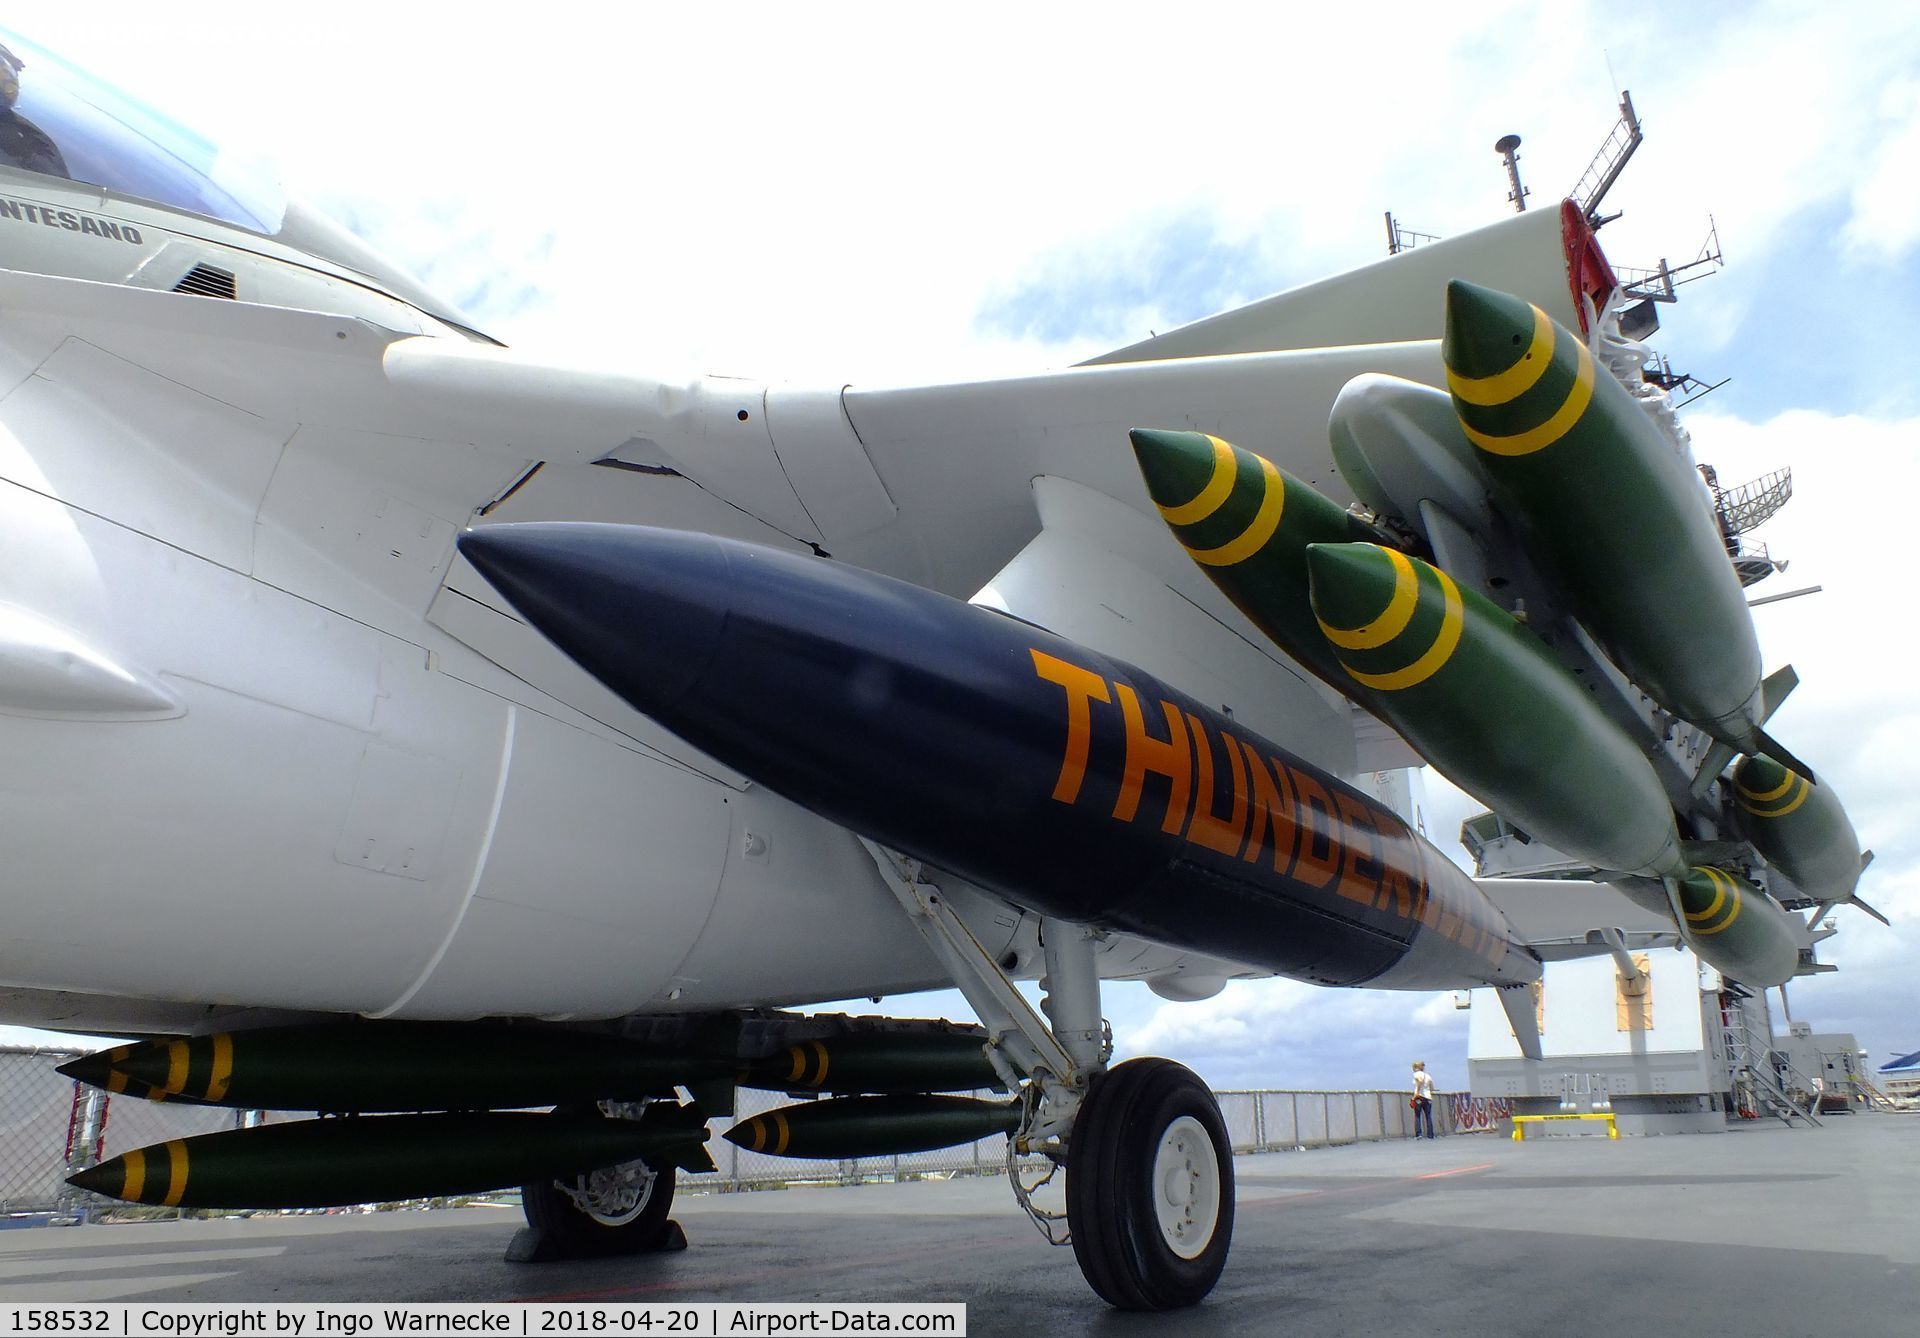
xmin=1029 ymin=650 xmax=1471 ymax=945
xmin=1185 ymin=714 xmax=1249 ymax=856
xmin=1287 ymin=766 xmax=1341 ymax=890
xmin=1030 ymin=650 xmax=1110 ymax=803
xmin=1332 ymin=792 xmax=1383 ymax=908
xmin=1239 ymin=742 xmax=1300 ymax=874
xmin=1112 ymin=684 xmax=1192 ymax=834
xmin=1376 ymin=823 xmax=1422 ymax=921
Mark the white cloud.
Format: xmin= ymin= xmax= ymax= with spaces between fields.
xmin=1123 ymin=980 xmax=1308 ymax=1057
xmin=13 ymin=4 xmax=1909 ymax=383
xmin=1841 ymin=79 xmax=1920 ymax=265
xmin=1114 ymin=980 xmax=1464 ymax=1091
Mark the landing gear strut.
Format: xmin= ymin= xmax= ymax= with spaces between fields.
xmin=862 ymin=840 xmax=1235 ymax=1309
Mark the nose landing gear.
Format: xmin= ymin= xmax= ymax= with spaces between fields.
xmin=862 ymin=839 xmax=1235 ymax=1309
xmin=1067 ymin=1057 xmax=1234 ymax=1309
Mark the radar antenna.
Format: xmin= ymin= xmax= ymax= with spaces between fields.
xmin=1709 ymin=466 xmax=1794 ymax=539
xmin=1574 ymin=91 xmax=1644 ymax=225
xmin=1699 ymin=464 xmax=1794 ymax=587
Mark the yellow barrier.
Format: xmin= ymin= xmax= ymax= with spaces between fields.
xmin=1511 ymin=1113 xmax=1618 ymax=1141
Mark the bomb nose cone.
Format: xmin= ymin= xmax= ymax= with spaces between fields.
xmin=55 ymin=1052 xmax=113 ymax=1087
xmin=1443 ymin=279 xmax=1540 ymax=380
xmin=96 ymin=1041 xmax=178 ymax=1093
xmin=1734 ymin=753 xmax=1796 ymax=796
xmin=108 ymin=1051 xmax=171 ymax=1090
xmin=457 ymin=523 xmax=732 ymax=715
xmin=1672 ymin=866 xmax=1799 ymax=987
xmin=1676 ymin=867 xmax=1733 ymax=920
xmin=1304 ymin=542 xmax=1403 ymax=637
xmin=1129 ymin=429 xmax=1228 ymax=515
xmin=66 ymin=1162 xmax=124 ymax=1199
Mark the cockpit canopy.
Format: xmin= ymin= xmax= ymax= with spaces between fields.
xmin=0 ymin=27 xmax=487 ymax=339
xmin=0 ymin=26 xmax=286 ymax=234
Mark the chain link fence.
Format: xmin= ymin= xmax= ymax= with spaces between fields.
xmin=2 ymin=1046 xmax=291 ymax=1218
xmin=3 ymin=1045 xmax=1477 ymax=1217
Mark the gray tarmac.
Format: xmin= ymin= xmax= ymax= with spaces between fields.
xmin=2 ymin=1115 xmax=1913 ymax=1336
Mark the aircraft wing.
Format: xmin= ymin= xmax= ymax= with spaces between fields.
xmin=0 ymin=183 xmax=1608 ymax=613
xmin=0 ymin=262 xmax=1456 ymax=762
xmin=1471 ymin=879 xmax=1681 ymax=961
xmin=1082 ymin=202 xmax=1611 ymax=365
xmin=0 ymin=193 xmax=1640 ymax=800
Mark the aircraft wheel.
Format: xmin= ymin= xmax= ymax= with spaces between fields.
xmin=521 ymin=1106 xmax=677 ymax=1255
xmin=522 ymin=1157 xmax=675 ymax=1253
xmin=1066 ymin=1057 xmax=1233 ymax=1310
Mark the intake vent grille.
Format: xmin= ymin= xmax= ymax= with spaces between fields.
xmin=173 ymin=264 xmax=237 ymax=299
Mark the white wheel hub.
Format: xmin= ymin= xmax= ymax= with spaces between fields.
xmin=558 ymin=1160 xmax=656 ymax=1226
xmin=1151 ymin=1115 xmax=1220 ymax=1259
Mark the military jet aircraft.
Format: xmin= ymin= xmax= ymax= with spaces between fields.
xmin=1 ymin=26 xmax=1871 ymax=1309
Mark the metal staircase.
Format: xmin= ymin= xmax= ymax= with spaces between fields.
xmin=1854 ymin=1076 xmax=1903 ymax=1114
xmin=1723 ymin=1011 xmax=1822 ymax=1127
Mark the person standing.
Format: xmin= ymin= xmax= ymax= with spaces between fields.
xmin=1412 ymin=1061 xmax=1436 ymax=1139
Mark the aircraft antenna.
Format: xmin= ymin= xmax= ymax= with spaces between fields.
xmin=1613 ymin=217 xmax=1725 ymax=305
xmin=1495 ymin=134 xmax=1529 ymax=213
xmin=1383 ymin=211 xmax=1441 ymax=257
xmin=1610 ymin=219 xmax=1725 ymax=340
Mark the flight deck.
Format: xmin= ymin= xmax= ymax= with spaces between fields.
xmin=4 ymin=1117 xmax=1911 ymax=1335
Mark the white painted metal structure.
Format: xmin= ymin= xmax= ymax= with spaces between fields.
xmin=1468 ymin=953 xmax=1736 ymax=1135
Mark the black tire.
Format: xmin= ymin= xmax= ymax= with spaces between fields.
xmin=1066 ymin=1057 xmax=1234 ymax=1310
xmin=520 ymin=1106 xmax=676 ymax=1256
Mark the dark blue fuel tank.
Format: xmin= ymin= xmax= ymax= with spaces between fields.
xmin=460 ymin=523 xmax=1531 ymax=989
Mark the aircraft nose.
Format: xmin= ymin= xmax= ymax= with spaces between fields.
xmin=456 ymin=523 xmax=732 ymax=716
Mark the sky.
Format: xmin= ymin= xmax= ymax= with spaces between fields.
xmin=4 ymin=3 xmax=1916 ymax=1092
